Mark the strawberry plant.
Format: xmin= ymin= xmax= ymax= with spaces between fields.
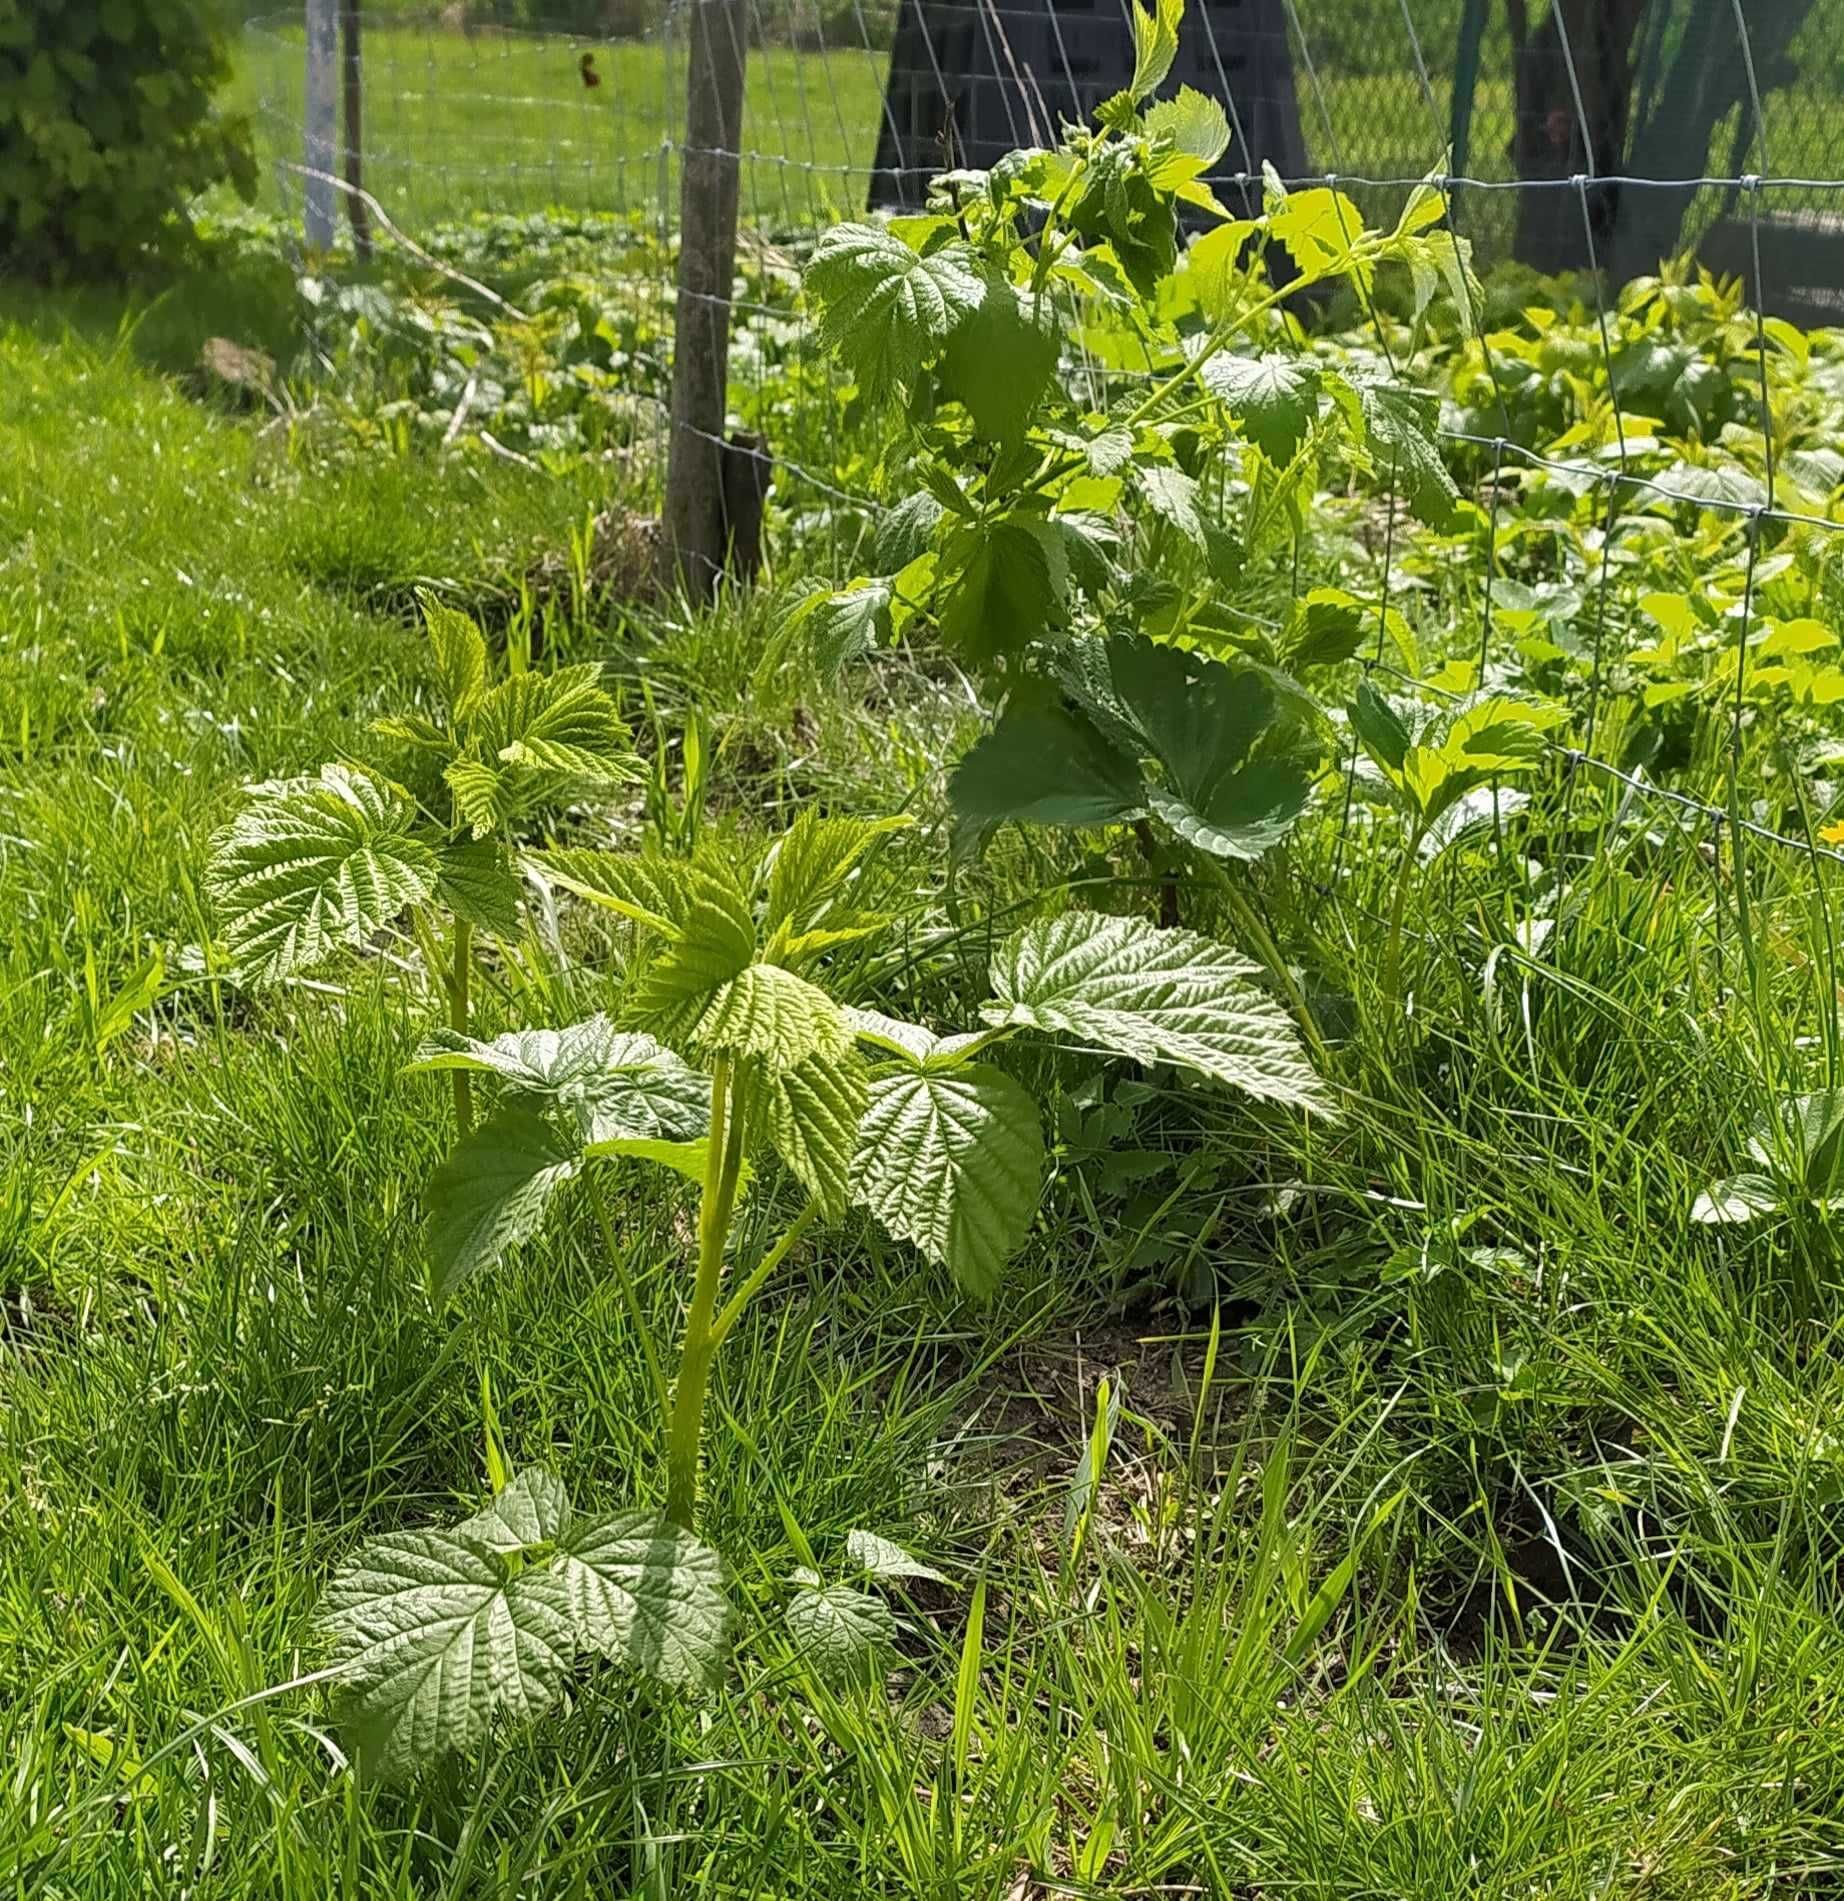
xmin=207 ymin=593 xmax=639 ymax=1131
xmin=316 ymin=811 xmax=1329 ymax=1775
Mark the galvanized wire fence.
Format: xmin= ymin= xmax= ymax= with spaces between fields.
xmin=243 ymin=0 xmax=1844 ymax=890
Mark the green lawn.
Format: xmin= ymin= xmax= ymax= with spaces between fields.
xmin=228 ymin=20 xmax=1844 ymax=265
xmin=233 ymin=19 xmax=890 ymax=229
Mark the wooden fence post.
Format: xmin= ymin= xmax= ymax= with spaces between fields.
xmin=304 ymin=0 xmax=338 ymax=251
xmin=341 ymin=0 xmax=372 ymax=261
xmin=662 ymin=0 xmax=750 ymax=600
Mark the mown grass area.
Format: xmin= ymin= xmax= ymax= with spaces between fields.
xmin=226 ymin=16 xmax=1844 ymax=264
xmin=8 ymin=97 xmax=1844 ymax=1901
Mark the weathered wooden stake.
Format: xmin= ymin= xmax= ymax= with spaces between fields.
xmin=662 ymin=0 xmax=750 ymax=600
xmin=340 ymin=0 xmax=372 ymax=261
xmin=304 ymin=0 xmax=338 ymax=251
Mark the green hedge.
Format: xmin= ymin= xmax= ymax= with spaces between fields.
xmin=0 ymin=0 xmax=255 ymax=276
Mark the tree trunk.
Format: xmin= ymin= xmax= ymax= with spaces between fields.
xmin=1608 ymin=0 xmax=1822 ymax=283
xmin=1505 ymin=0 xmax=1649 ymax=272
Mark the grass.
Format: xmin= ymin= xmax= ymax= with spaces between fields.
xmin=7 ymin=93 xmax=1844 ymax=1901
xmin=226 ymin=15 xmax=1844 ymax=267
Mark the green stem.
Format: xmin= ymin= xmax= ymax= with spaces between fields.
xmin=664 ymin=1059 xmax=745 ymax=1531
xmin=1194 ymin=853 xmax=1325 ymax=1061
xmin=709 ymin=1200 xmax=819 ymax=1349
xmin=1028 ymin=166 xmax=1084 ymax=311
xmin=1382 ymin=821 xmax=1427 ymax=1005
xmin=1117 ymin=238 xmax=1381 ymax=434
xmin=449 ymin=914 xmax=474 ymax=1137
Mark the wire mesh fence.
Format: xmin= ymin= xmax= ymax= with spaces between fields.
xmin=239 ymin=0 xmax=1844 ymax=871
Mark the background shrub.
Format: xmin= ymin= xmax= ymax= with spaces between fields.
xmin=0 ymin=0 xmax=255 ymax=278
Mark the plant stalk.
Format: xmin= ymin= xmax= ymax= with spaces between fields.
xmin=1190 ymin=851 xmax=1326 ymax=1060
xmin=665 ymin=1059 xmax=744 ymax=1530
xmin=449 ymin=914 xmax=474 ymax=1136
xmin=1381 ymin=822 xmax=1427 ymax=1005
xmin=710 ymin=1200 xmax=818 ymax=1348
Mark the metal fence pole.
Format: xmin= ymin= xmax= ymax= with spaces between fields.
xmin=304 ymin=0 xmax=338 ymax=251
xmin=663 ymin=0 xmax=750 ymax=599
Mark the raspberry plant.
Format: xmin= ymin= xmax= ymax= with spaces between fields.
xmin=792 ymin=0 xmax=1480 ymax=887
xmin=207 ymin=594 xmax=639 ymax=1131
xmin=314 ymin=810 xmax=1330 ymax=1776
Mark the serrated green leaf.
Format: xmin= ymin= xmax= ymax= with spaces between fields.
xmin=848 ymin=1010 xmax=1006 ymax=1071
xmin=409 ymin=1017 xmax=709 ymax=1147
xmin=1281 ymin=588 xmax=1369 ymax=674
xmin=1127 ymin=0 xmax=1182 ymax=101
xmin=548 ymin=1508 xmax=729 ymax=1690
xmin=1052 ymin=512 xmax=1119 ymax=597
xmin=846 ymin=1007 xmax=941 ymax=1065
xmin=322 ymin=1522 xmax=576 ymax=1779
xmin=846 ymin=1528 xmax=946 ymax=1583
xmin=1442 ymin=695 xmax=1566 ymax=768
xmin=983 ymin=912 xmax=1329 ymax=1113
xmin=941 ymin=276 xmax=1059 ymax=444
xmin=455 ymin=1468 xmax=569 ymax=1554
xmin=426 ymin=1106 xmax=580 ymax=1304
xmin=1145 ymin=85 xmax=1230 ymax=167
xmin=1147 ymin=773 xmax=1312 ymax=861
xmin=939 ymin=517 xmax=1061 ymax=665
xmin=634 ymin=869 xmax=759 ymax=1031
xmin=1051 ymin=422 xmax=1135 ymax=477
xmin=371 ymin=712 xmax=453 ymax=753
xmin=583 ymin=1135 xmax=714 ymax=1183
xmin=207 ymin=763 xmax=439 ymax=984
xmin=526 ymin=849 xmax=683 ymax=935
xmin=1137 ymin=463 xmax=1207 ymax=549
xmin=694 ymin=962 xmax=853 ymax=1068
xmin=418 ymin=590 xmax=489 ymax=720
xmin=321 ymin=1472 xmax=727 ymax=1779
xmin=1266 ymin=185 xmax=1370 ymax=285
xmin=854 ymin=1063 xmax=1044 ymax=1295
xmin=787 ymin=1582 xmax=896 ymax=1684
xmin=871 ymin=492 xmax=945 ymax=573
xmin=775 ymin=918 xmax=891 ymax=964
xmin=475 ymin=665 xmax=638 ymax=783
xmin=1397 ymin=695 xmax=1563 ymax=829
xmin=1397 ymin=229 xmax=1480 ymax=332
xmin=758 ymin=1050 xmax=868 ymax=1217
xmin=804 ymin=224 xmax=984 ymax=403
xmin=1201 ymin=353 xmax=1322 ymax=465
xmin=1186 ymin=217 xmax=1262 ymax=322
xmin=435 ymin=840 xmax=523 ymax=936
xmin=1107 ymin=636 xmax=1315 ymax=860
xmin=1350 ymin=679 xmax=1413 ymax=775
xmin=1392 ymin=169 xmax=1449 ymax=239
xmin=765 ymin=810 xmax=913 ymax=937
xmin=786 ymin=580 xmax=892 ymax=678
xmin=949 ymin=689 xmax=1145 ymax=833
xmin=1356 ymin=381 xmax=1462 ymax=530
xmin=443 ymin=758 xmax=511 ymax=841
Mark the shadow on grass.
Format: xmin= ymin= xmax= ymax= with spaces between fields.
xmin=0 ymin=239 xmax=305 ymax=384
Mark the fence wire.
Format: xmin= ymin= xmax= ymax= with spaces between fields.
xmin=242 ymin=0 xmax=1844 ymax=885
